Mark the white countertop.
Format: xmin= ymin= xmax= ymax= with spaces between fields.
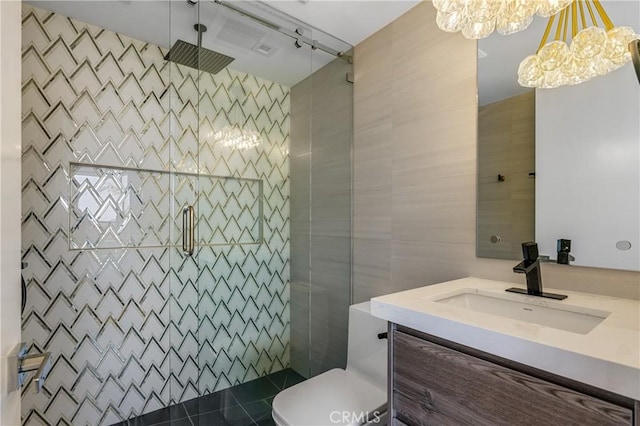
xmin=371 ymin=277 xmax=640 ymax=400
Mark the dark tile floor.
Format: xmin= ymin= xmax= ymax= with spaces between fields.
xmin=112 ymin=369 xmax=305 ymax=426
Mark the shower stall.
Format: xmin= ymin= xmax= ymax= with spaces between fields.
xmin=20 ymin=1 xmax=353 ymax=424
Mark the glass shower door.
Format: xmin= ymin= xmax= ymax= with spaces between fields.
xmin=192 ymin=1 xmax=307 ymax=420
xmin=167 ymin=0 xmax=312 ymax=423
xmin=167 ymin=0 xmax=353 ymax=423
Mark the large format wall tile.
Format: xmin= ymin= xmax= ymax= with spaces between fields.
xmin=21 ymin=5 xmax=290 ymax=425
xmin=352 ymin=2 xmax=500 ymax=303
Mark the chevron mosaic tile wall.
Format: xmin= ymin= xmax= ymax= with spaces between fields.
xmin=21 ymin=4 xmax=290 ymax=425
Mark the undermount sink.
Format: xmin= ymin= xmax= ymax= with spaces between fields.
xmin=432 ymin=289 xmax=611 ymax=335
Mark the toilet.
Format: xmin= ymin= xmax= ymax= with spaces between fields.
xmin=272 ymin=301 xmax=388 ymax=426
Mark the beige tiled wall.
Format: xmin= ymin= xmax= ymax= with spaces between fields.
xmin=353 ymin=2 xmax=640 ymax=303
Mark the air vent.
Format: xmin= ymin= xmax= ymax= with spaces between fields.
xmin=217 ymin=18 xmax=266 ymax=51
xmin=253 ymin=43 xmax=276 ymax=57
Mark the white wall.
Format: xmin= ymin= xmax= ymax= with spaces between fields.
xmin=536 ymin=62 xmax=640 ymax=271
xmin=0 ymin=1 xmax=23 ymax=425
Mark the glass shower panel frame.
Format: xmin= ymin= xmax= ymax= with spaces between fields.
xmin=307 ymin=43 xmax=354 ymax=378
xmin=165 ymin=0 xmax=311 ymax=421
xmin=166 ymin=0 xmax=354 ymax=421
xmin=289 ymin=41 xmax=313 ymax=380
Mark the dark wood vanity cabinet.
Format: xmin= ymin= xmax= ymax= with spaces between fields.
xmin=389 ymin=325 xmax=639 ymax=426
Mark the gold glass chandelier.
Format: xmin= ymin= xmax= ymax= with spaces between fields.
xmin=433 ymin=0 xmax=574 ymax=39
xmin=518 ymin=0 xmax=639 ymax=88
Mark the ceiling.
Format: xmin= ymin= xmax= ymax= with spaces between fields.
xmin=267 ymin=0 xmax=420 ymax=46
xmin=479 ymin=0 xmax=640 ymax=106
xmin=27 ymin=0 xmax=420 ymax=87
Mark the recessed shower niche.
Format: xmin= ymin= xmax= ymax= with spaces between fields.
xmin=69 ymin=163 xmax=263 ymax=250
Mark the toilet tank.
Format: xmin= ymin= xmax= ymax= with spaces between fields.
xmin=346 ymin=301 xmax=388 ymax=390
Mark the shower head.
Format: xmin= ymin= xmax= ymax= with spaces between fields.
xmin=164 ymin=23 xmax=235 ymax=74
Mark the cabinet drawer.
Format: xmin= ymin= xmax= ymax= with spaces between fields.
xmin=392 ymin=331 xmax=632 ymax=426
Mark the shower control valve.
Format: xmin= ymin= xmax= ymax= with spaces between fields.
xmin=9 ymin=343 xmax=52 ymax=393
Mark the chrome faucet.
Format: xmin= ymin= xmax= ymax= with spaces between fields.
xmin=506 ymin=242 xmax=567 ymax=300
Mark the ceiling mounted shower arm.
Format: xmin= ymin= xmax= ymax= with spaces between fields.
xmin=194 ymin=23 xmax=207 ymax=48
xmin=212 ymin=0 xmax=351 ymax=62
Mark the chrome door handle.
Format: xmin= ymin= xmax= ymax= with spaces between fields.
xmin=182 ymin=205 xmax=195 ymax=256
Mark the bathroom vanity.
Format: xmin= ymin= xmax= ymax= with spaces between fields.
xmin=371 ymin=277 xmax=640 ymax=425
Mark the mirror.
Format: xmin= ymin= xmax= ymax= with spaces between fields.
xmin=477 ymin=1 xmax=640 ymax=272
